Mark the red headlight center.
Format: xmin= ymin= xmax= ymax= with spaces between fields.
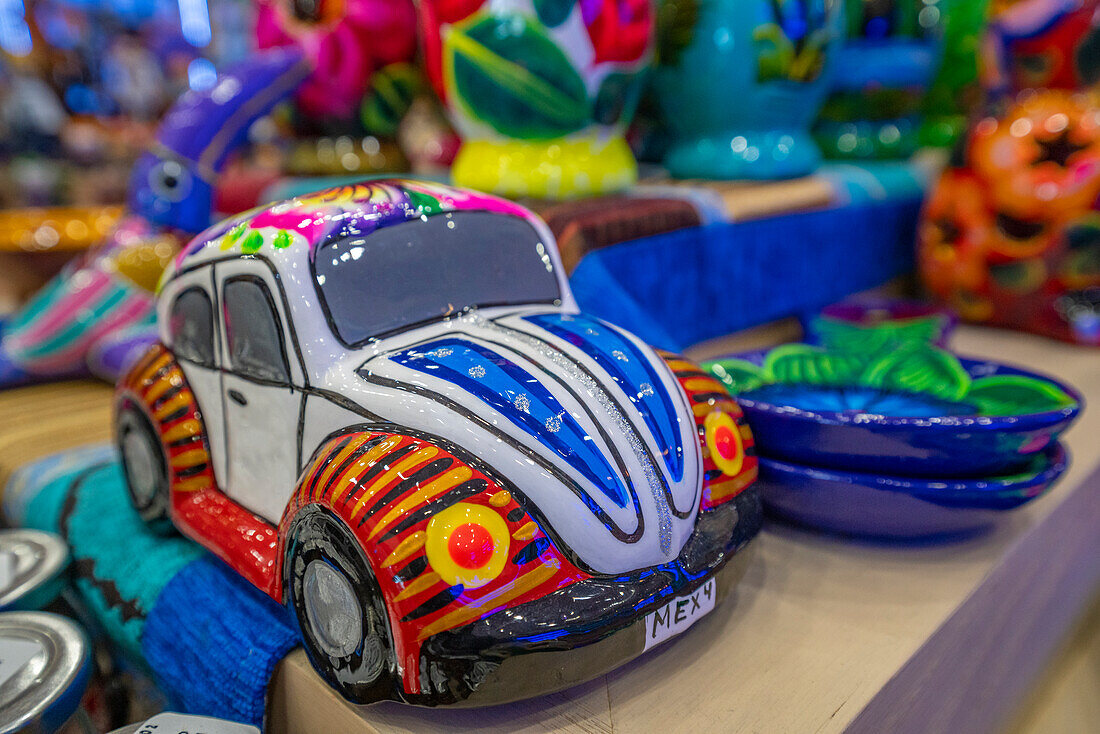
xmin=714 ymin=424 xmax=738 ymax=461
xmin=448 ymin=522 xmax=495 ymax=569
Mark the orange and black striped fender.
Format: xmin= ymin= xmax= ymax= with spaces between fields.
xmin=277 ymin=429 xmax=591 ymax=696
xmin=116 ymin=343 xmax=279 ymax=591
xmin=658 ymin=350 xmax=759 ymax=511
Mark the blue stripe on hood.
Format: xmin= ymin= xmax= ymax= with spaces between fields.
xmin=525 ymin=313 xmax=685 ymax=482
xmin=389 ymin=338 xmax=630 ymax=509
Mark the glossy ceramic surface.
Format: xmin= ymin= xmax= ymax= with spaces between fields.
xmin=419 ymin=0 xmax=654 ymax=197
xmin=705 ymin=345 xmax=1081 ymax=476
xmin=1 ymin=217 xmax=173 ymax=377
xmin=758 ymin=442 xmax=1068 ymax=538
xmin=808 ymin=299 xmax=957 ymax=349
xmin=815 ymin=0 xmax=942 ymax=160
xmin=653 ymin=0 xmax=841 ymax=179
xmin=920 ymin=94 xmax=1100 ymax=345
xmin=114 ymin=179 xmax=760 ymax=706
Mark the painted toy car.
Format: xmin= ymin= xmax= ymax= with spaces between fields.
xmin=113 ymin=180 xmax=760 ymax=706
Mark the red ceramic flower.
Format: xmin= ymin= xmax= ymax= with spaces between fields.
xmin=581 ymin=0 xmax=654 ymax=65
xmin=256 ymin=0 xmax=417 ymax=120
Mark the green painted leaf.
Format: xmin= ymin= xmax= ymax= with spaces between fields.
xmin=763 ymin=344 xmax=866 ymax=386
xmin=965 ymin=375 xmax=1076 ymax=416
xmin=272 ymin=229 xmax=293 ymax=249
xmin=240 ymin=230 xmax=264 ymax=254
xmin=703 ymin=358 xmax=769 ymax=394
xmin=534 ymin=0 xmax=574 ymax=27
xmin=813 ymin=315 xmax=947 ymax=353
xmin=448 ymin=15 xmax=590 ymax=139
xmin=360 ymin=62 xmax=421 ymax=136
xmin=593 ymin=71 xmax=645 ymax=127
xmin=860 ymin=346 xmax=972 ymax=401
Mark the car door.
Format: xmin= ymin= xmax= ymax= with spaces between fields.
xmin=164 ymin=275 xmax=226 ymax=483
xmin=217 ymin=266 xmax=304 ymax=524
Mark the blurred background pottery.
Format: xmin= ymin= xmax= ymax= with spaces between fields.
xmin=919 ymin=0 xmax=991 ymax=148
xmin=652 ymin=0 xmax=842 ymax=180
xmin=419 ymin=0 xmax=655 ymax=199
xmin=920 ymin=1 xmax=1100 ymax=345
xmin=815 ymin=0 xmax=944 ymax=160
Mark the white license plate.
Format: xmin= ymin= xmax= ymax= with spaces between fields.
xmin=643 ymin=577 xmax=717 ymax=651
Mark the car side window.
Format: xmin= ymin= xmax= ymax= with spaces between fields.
xmin=223 ymin=276 xmax=291 ymax=384
xmin=169 ymin=287 xmax=216 ymax=367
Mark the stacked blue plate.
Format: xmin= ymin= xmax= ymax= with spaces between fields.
xmin=704 ymin=336 xmax=1081 ymax=539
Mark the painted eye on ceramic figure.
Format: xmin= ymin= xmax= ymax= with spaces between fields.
xmin=991 ymin=211 xmax=1052 ymax=258
xmin=147 ymin=160 xmax=193 ymax=204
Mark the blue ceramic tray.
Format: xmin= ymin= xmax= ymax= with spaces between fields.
xmin=706 ymin=348 xmax=1081 ymax=477
xmin=758 ymin=443 xmax=1068 ymax=539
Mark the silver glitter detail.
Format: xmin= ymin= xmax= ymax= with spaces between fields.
xmin=638 ymin=382 xmax=654 ymax=397
xmin=430 ymin=347 xmax=453 ymax=358
xmin=468 ymin=365 xmax=486 ymax=378
xmin=545 ymin=413 xmax=563 ymax=433
xmin=585 ymin=328 xmax=599 ymax=336
xmin=612 ymin=350 xmax=628 ymax=362
xmin=514 ymin=394 xmax=531 ymax=413
xmin=467 ymin=313 xmax=674 ymax=554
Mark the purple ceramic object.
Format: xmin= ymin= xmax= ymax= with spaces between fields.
xmin=812 ymin=299 xmax=958 ymax=348
xmin=758 ymin=442 xmax=1068 ymax=539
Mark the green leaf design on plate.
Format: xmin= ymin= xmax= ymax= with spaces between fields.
xmin=534 ymin=0 xmax=574 ymax=27
xmin=860 ymin=345 xmax=971 ymax=401
xmin=764 ymin=344 xmax=866 ymax=386
xmin=593 ymin=71 xmax=645 ymax=127
xmin=447 ymin=15 xmax=591 ymax=139
xmin=813 ymin=315 xmax=947 ymax=353
xmin=964 ymin=375 xmax=1076 ymax=416
xmin=703 ymin=358 xmax=769 ymax=394
xmin=360 ymin=62 xmax=421 ymax=136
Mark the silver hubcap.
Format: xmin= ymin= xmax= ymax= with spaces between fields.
xmin=122 ymin=420 xmax=159 ymax=506
xmin=303 ymin=559 xmax=363 ymax=659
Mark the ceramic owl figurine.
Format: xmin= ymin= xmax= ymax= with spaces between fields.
xmin=419 ymin=0 xmax=655 ymax=198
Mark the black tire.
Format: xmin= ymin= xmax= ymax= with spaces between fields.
xmin=284 ymin=505 xmax=397 ymax=704
xmin=116 ymin=396 xmax=173 ymax=533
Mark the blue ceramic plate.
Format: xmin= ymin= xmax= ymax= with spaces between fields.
xmin=706 ymin=348 xmax=1082 ymax=476
xmin=758 ymin=443 xmax=1068 ymax=539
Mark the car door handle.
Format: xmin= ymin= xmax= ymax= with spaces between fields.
xmin=228 ymin=389 xmax=248 ymax=406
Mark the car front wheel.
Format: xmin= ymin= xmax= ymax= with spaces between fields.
xmin=284 ymin=505 xmax=396 ymax=704
xmin=116 ymin=396 xmax=172 ymax=533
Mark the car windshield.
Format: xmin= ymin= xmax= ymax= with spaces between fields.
xmin=313 ymin=210 xmax=562 ymax=346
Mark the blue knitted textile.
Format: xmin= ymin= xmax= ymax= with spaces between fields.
xmin=9 ymin=450 xmax=299 ymax=728
xmin=143 ymin=556 xmax=299 ymax=726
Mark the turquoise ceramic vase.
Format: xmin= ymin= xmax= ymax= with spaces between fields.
xmin=653 ymin=0 xmax=842 ymax=180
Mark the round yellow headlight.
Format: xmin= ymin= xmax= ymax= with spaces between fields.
xmin=425 ymin=503 xmax=510 ymax=589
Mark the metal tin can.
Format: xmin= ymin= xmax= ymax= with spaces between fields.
xmin=0 ymin=611 xmax=92 ymax=733
xmin=0 ymin=530 xmax=69 ymax=611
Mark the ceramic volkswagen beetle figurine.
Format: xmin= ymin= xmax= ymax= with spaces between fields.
xmin=113 ymin=180 xmax=761 ymax=706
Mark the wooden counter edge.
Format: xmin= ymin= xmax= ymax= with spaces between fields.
xmin=846 ymin=462 xmax=1100 ymax=734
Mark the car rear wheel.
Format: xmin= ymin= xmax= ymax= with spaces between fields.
xmin=284 ymin=506 xmax=396 ymax=704
xmin=116 ymin=396 xmax=172 ymax=533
